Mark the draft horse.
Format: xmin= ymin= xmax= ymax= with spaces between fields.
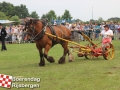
xmin=24 ymin=19 xmax=73 ymax=66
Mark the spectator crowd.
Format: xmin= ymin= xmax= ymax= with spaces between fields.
xmin=65 ymin=21 xmax=120 ymax=41
xmin=1 ymin=20 xmax=120 ymax=44
xmin=5 ymin=25 xmax=26 ymax=44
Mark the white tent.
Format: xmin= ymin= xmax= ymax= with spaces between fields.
xmin=0 ymin=20 xmax=16 ymax=24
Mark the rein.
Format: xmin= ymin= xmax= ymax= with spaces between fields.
xmin=26 ymin=23 xmax=48 ymax=41
xmin=32 ymin=24 xmax=47 ymax=40
xmin=25 ymin=19 xmax=57 ymax=41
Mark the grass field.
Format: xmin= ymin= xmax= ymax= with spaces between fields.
xmin=0 ymin=40 xmax=120 ymax=90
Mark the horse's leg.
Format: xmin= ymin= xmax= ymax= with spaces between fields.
xmin=58 ymin=43 xmax=69 ymax=64
xmin=68 ymin=49 xmax=74 ymax=62
xmin=38 ymin=48 xmax=45 ymax=66
xmin=44 ymin=45 xmax=55 ymax=63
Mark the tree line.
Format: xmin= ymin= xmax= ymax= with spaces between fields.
xmin=0 ymin=1 xmax=120 ymax=24
xmin=0 ymin=1 xmax=39 ymax=24
xmin=0 ymin=1 xmax=72 ymax=24
xmin=0 ymin=1 xmax=39 ymax=19
xmin=41 ymin=10 xmax=72 ymax=22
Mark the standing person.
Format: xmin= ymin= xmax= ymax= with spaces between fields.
xmin=8 ymin=25 xmax=12 ymax=44
xmin=88 ymin=22 xmax=94 ymax=40
xmin=53 ymin=20 xmax=57 ymax=25
xmin=100 ymin=25 xmax=113 ymax=50
xmin=0 ymin=23 xmax=7 ymax=51
xmin=17 ymin=29 xmax=23 ymax=44
xmin=118 ymin=22 xmax=120 ymax=40
xmin=61 ymin=19 xmax=65 ymax=25
xmin=5 ymin=26 xmax=10 ymax=44
xmin=109 ymin=21 xmax=115 ymax=40
xmin=14 ymin=26 xmax=18 ymax=41
xmin=84 ymin=24 xmax=89 ymax=36
xmin=79 ymin=24 xmax=84 ymax=41
xmin=65 ymin=23 xmax=70 ymax=30
xmin=114 ymin=22 xmax=118 ymax=40
xmin=94 ymin=23 xmax=100 ymax=40
xmin=100 ymin=22 xmax=105 ymax=32
xmin=11 ymin=28 xmax=16 ymax=43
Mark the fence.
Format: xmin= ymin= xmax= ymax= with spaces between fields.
xmin=51 ymin=19 xmax=75 ymax=24
xmin=1 ymin=29 xmax=118 ymax=44
xmin=71 ymin=29 xmax=102 ymax=42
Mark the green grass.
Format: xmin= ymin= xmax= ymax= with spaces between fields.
xmin=0 ymin=40 xmax=120 ymax=90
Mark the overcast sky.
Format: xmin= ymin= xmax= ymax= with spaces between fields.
xmin=1 ymin=0 xmax=120 ymax=21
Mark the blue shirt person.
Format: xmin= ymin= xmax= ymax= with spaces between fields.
xmin=94 ymin=23 xmax=100 ymax=40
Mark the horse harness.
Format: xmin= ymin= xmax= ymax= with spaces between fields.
xmin=27 ymin=20 xmax=67 ymax=45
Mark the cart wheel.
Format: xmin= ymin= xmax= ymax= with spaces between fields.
xmin=103 ymin=44 xmax=115 ymax=60
xmin=85 ymin=52 xmax=94 ymax=59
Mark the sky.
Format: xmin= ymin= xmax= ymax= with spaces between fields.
xmin=0 ymin=0 xmax=120 ymax=21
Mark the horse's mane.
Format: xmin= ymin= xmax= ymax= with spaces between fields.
xmin=32 ymin=19 xmax=47 ymax=27
xmin=32 ymin=19 xmax=39 ymax=24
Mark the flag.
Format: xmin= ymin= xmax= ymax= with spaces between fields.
xmin=0 ymin=74 xmax=12 ymax=88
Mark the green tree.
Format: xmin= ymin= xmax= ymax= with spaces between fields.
xmin=74 ymin=19 xmax=82 ymax=23
xmin=41 ymin=14 xmax=47 ymax=19
xmin=98 ymin=17 xmax=104 ymax=23
xmin=0 ymin=2 xmax=29 ymax=18
xmin=90 ymin=19 xmax=95 ymax=23
xmin=30 ymin=11 xmax=39 ymax=19
xmin=0 ymin=1 xmax=15 ymax=18
xmin=62 ymin=10 xmax=72 ymax=20
xmin=57 ymin=16 xmax=62 ymax=20
xmin=108 ymin=17 xmax=120 ymax=22
xmin=10 ymin=15 xmax=20 ymax=25
xmin=46 ymin=10 xmax=56 ymax=22
xmin=0 ymin=11 xmax=7 ymax=20
xmin=14 ymin=4 xmax=29 ymax=18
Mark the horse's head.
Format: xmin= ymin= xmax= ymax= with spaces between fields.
xmin=24 ymin=19 xmax=34 ymax=41
xmin=24 ymin=19 xmax=48 ymax=41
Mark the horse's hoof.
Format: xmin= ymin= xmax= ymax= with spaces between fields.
xmin=58 ymin=57 xmax=65 ymax=64
xmin=39 ymin=63 xmax=45 ymax=66
xmin=48 ymin=56 xmax=55 ymax=63
xmin=68 ymin=60 xmax=73 ymax=62
xmin=68 ymin=54 xmax=74 ymax=62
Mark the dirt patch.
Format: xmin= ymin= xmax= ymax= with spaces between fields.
xmin=104 ymin=72 xmax=113 ymax=74
xmin=110 ymin=66 xmax=120 ymax=70
xmin=104 ymin=72 xmax=116 ymax=76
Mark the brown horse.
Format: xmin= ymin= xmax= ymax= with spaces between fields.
xmin=24 ymin=19 xmax=74 ymax=66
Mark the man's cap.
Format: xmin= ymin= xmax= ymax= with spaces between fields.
xmin=104 ymin=24 xmax=109 ymax=28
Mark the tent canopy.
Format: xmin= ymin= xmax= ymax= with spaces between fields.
xmin=0 ymin=20 xmax=17 ymax=24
